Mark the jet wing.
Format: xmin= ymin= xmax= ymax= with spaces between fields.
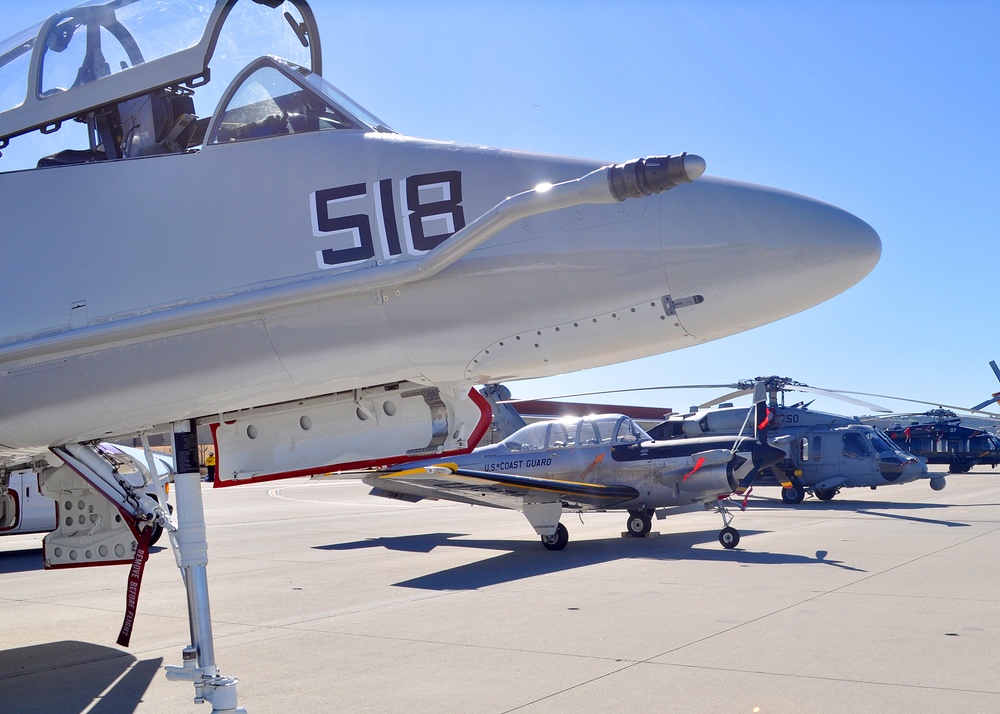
xmin=363 ymin=464 xmax=639 ymax=511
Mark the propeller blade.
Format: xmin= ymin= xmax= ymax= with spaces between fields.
xmin=734 ymin=382 xmax=786 ymax=495
xmin=770 ymin=464 xmax=793 ymax=489
xmin=990 ymin=360 xmax=1000 ymax=383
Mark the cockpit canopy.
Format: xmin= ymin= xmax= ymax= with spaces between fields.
xmin=499 ymin=415 xmax=651 ymax=453
xmin=0 ymin=0 xmax=322 ymax=151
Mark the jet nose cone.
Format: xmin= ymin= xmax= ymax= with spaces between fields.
xmin=660 ymin=177 xmax=881 ymax=340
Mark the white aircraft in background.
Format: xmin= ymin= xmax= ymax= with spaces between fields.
xmin=0 ymin=1 xmax=880 ymax=710
xmin=1 ymin=443 xmax=174 ymax=544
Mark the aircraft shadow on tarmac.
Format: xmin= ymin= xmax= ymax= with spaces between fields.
xmin=0 ymin=547 xmax=45 ymax=574
xmin=0 ymin=545 xmax=167 ymax=574
xmin=0 ymin=641 xmax=160 ymax=714
xmin=317 ymin=528 xmax=865 ymax=591
xmin=744 ymin=496 xmax=979 ymax=528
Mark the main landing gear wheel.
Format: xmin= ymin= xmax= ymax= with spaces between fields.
xmin=626 ymin=510 xmax=653 ymax=537
xmin=541 ymin=523 xmax=569 ymax=551
xmin=814 ymin=487 xmax=837 ymax=501
xmin=781 ymin=478 xmax=806 ymax=504
xmin=719 ymin=526 xmax=740 ymax=549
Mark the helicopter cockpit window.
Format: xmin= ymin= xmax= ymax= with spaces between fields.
xmin=867 ymin=430 xmax=899 ymax=456
xmin=842 ymin=432 xmax=871 ymax=459
xmin=211 ymin=63 xmax=356 ymax=143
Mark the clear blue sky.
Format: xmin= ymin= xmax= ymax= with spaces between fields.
xmin=4 ymin=1 xmax=999 ymax=418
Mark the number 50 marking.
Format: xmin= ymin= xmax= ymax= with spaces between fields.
xmin=311 ymin=170 xmax=465 ymax=269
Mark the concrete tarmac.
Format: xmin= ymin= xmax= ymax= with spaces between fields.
xmin=2 ymin=465 xmax=999 ymax=713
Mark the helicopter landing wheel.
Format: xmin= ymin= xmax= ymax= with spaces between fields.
xmin=781 ymin=478 xmax=805 ymax=504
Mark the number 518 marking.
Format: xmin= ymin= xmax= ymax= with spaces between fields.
xmin=311 ymin=170 xmax=465 ymax=269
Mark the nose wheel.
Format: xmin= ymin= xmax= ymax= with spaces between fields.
xmin=716 ymin=499 xmax=741 ymax=549
xmin=719 ymin=526 xmax=740 ymax=549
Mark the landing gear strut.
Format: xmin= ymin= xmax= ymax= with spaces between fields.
xmin=161 ymin=421 xmax=246 ymax=713
xmin=716 ymin=499 xmax=740 ymax=549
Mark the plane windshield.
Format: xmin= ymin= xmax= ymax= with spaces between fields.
xmin=211 ymin=61 xmax=358 ymax=143
xmin=295 ymin=67 xmax=393 ymax=133
xmin=499 ymin=415 xmax=650 ymax=452
xmin=38 ymin=1 xmax=211 ymax=95
xmin=0 ymin=25 xmax=37 ymax=113
xmin=0 ymin=0 xmax=323 ymax=166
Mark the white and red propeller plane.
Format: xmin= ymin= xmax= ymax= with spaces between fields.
xmin=0 ymin=1 xmax=880 ymax=710
xmin=350 ymin=381 xmax=786 ymax=551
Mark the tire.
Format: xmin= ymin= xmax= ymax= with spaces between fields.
xmin=781 ymin=483 xmax=804 ymax=504
xmin=626 ymin=511 xmax=652 ymax=537
xmin=541 ymin=522 xmax=569 ymax=551
xmin=719 ymin=526 xmax=740 ymax=549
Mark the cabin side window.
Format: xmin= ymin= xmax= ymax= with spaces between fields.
xmin=545 ymin=423 xmax=572 ymax=449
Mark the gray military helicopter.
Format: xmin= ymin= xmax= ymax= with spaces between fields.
xmin=529 ymin=377 xmax=935 ymax=504
xmin=644 ymin=377 xmax=936 ymax=503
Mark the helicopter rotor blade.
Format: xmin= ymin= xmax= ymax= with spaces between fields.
xmin=501 ymin=384 xmax=739 ymax=403
xmin=830 ymin=390 xmax=1000 ymax=417
xmin=971 ymin=394 xmax=1000 ymax=411
xmin=970 ymin=360 xmax=1000 ymax=411
xmin=700 ymin=389 xmax=752 ymax=409
xmin=789 ymin=385 xmax=894 ymax=413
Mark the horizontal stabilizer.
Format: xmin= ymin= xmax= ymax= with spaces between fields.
xmin=368 ymin=487 xmax=423 ymax=503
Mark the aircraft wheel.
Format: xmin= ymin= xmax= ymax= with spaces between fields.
xmin=948 ymin=461 xmax=972 ymax=474
xmin=626 ymin=511 xmax=652 ymax=537
xmin=781 ymin=480 xmax=805 ymax=504
xmin=146 ymin=501 xmax=172 ymax=546
xmin=930 ymin=476 xmax=947 ymax=491
xmin=541 ymin=523 xmax=569 ymax=551
xmin=814 ymin=488 xmax=837 ymax=501
xmin=719 ymin=526 xmax=740 ymax=549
